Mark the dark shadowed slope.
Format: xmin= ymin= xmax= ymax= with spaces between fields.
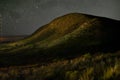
xmin=0 ymin=13 xmax=120 ymax=66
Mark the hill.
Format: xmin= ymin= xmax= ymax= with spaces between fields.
xmin=0 ymin=13 xmax=120 ymax=66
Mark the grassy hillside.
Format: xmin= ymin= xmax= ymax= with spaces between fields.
xmin=0 ymin=13 xmax=120 ymax=80
xmin=0 ymin=13 xmax=120 ymax=66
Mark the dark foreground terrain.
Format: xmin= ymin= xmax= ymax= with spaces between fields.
xmin=0 ymin=13 xmax=120 ymax=80
xmin=0 ymin=52 xmax=120 ymax=80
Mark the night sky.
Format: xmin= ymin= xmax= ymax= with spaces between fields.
xmin=0 ymin=0 xmax=120 ymax=35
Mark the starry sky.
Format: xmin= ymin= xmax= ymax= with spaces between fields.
xmin=0 ymin=0 xmax=120 ymax=35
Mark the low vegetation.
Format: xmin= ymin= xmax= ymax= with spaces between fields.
xmin=0 ymin=52 xmax=120 ymax=80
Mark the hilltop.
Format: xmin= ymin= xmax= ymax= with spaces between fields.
xmin=0 ymin=13 xmax=120 ymax=66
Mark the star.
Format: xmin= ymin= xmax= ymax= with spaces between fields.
xmin=35 ymin=6 xmax=39 ymax=9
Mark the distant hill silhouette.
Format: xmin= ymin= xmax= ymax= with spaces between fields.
xmin=0 ymin=35 xmax=26 ymax=43
xmin=0 ymin=13 xmax=120 ymax=66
